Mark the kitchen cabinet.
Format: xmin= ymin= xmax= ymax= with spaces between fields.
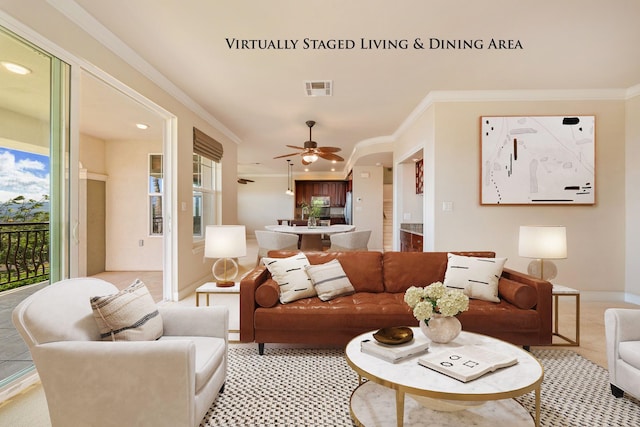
xmin=400 ymin=230 xmax=423 ymax=252
xmin=295 ymin=180 xmax=347 ymax=207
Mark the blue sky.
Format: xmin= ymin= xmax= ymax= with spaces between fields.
xmin=0 ymin=148 xmax=50 ymax=203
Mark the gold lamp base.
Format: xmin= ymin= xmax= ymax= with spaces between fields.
xmin=215 ymin=280 xmax=235 ymax=288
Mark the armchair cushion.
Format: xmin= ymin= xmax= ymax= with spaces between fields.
xmin=90 ymin=279 xmax=163 ymax=341
xmin=160 ymin=336 xmax=226 ymax=393
xmin=619 ymin=341 xmax=640 ymax=370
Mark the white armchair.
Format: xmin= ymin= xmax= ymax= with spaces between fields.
xmin=12 ymin=277 xmax=228 ymax=427
xmin=604 ymin=308 xmax=640 ymax=399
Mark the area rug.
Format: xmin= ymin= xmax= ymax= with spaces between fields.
xmin=200 ymin=347 xmax=640 ymax=427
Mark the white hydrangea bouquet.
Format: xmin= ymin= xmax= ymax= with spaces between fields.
xmin=404 ymin=281 xmax=469 ymax=324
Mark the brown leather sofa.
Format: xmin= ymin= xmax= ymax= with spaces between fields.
xmin=240 ymin=251 xmax=552 ymax=354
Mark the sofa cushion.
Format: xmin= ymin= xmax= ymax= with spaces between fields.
xmin=254 ymin=292 xmax=416 ymax=331
xmin=263 ymin=252 xmax=315 ymax=303
xmin=305 ymin=259 xmax=355 ymax=301
xmin=444 ymin=253 xmax=506 ymax=303
xmin=90 ymin=279 xmax=163 ymax=341
xmin=255 ymin=280 xmax=280 ymax=308
xmin=498 ymin=278 xmax=538 ymax=309
xmin=383 ymin=252 xmax=449 ymax=293
xmin=159 ymin=336 xmax=226 ymax=393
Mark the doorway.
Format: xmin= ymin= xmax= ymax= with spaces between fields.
xmin=78 ymin=70 xmax=170 ymax=302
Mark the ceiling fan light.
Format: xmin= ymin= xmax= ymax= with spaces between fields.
xmin=302 ymin=153 xmax=318 ymax=163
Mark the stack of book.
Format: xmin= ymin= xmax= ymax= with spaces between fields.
xmin=360 ymin=334 xmax=430 ymax=363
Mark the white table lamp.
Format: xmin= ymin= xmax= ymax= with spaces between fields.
xmin=518 ymin=225 xmax=567 ymax=280
xmin=205 ymin=225 xmax=246 ymax=287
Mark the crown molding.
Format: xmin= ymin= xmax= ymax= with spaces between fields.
xmin=627 ymin=84 xmax=640 ymax=99
xmin=394 ymin=88 xmax=631 ymax=140
xmin=47 ymin=0 xmax=241 ymax=145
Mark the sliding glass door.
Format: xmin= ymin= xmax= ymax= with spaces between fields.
xmin=0 ymin=26 xmax=70 ymax=389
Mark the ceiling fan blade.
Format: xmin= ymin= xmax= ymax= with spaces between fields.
xmin=316 ymin=146 xmax=341 ymax=153
xmin=318 ymin=152 xmax=344 ymax=162
xmin=273 ymin=152 xmax=301 ymax=159
xmin=285 ymin=145 xmax=306 ymax=150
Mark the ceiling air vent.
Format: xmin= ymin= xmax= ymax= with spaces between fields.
xmin=304 ymin=80 xmax=332 ymax=97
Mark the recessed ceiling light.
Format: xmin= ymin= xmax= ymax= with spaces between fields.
xmin=1 ymin=61 xmax=31 ymax=75
xmin=304 ymin=168 xmax=309 ymax=172
xmin=136 ymin=123 xmax=149 ymax=130
xmin=331 ymin=168 xmax=335 ymax=172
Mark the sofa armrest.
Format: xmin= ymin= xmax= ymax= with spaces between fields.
xmin=501 ymin=267 xmax=553 ymax=344
xmin=240 ymin=265 xmax=271 ymax=342
xmin=159 ymin=306 xmax=228 ymax=339
xmin=33 ymin=340 xmax=197 ymax=427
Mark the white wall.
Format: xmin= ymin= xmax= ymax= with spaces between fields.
xmin=395 ymin=99 xmax=628 ymax=299
xmin=352 ymin=165 xmax=384 ymax=251
xmin=104 ymin=140 xmax=163 ymax=270
xmin=625 ymin=93 xmax=640 ymax=301
xmin=238 ymin=175 xmax=295 ymax=236
xmin=398 ymin=160 xmax=423 ymax=224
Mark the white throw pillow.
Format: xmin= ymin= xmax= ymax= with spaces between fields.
xmin=443 ymin=253 xmax=507 ymax=303
xmin=90 ymin=279 xmax=163 ymax=341
xmin=305 ymin=259 xmax=355 ymax=301
xmin=262 ymin=253 xmax=316 ymax=303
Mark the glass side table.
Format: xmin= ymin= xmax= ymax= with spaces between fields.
xmin=552 ymin=284 xmax=580 ymax=346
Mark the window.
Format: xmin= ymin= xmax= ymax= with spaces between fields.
xmin=148 ymin=154 xmax=163 ymax=236
xmin=192 ymin=127 xmax=223 ymax=240
xmin=192 ymin=154 xmax=220 ymax=238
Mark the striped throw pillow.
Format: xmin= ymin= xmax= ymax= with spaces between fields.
xmin=305 ymin=259 xmax=355 ymax=301
xmin=443 ymin=253 xmax=507 ymax=303
xmin=90 ymin=279 xmax=163 ymax=341
xmin=263 ymin=253 xmax=316 ymax=304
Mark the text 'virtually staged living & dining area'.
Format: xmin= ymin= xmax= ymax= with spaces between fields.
xmin=1 ymin=1 xmax=640 ymax=426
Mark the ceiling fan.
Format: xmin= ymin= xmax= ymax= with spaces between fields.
xmin=273 ymin=120 xmax=344 ymax=165
xmin=237 ymin=178 xmax=254 ymax=184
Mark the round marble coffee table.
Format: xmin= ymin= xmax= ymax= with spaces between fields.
xmin=345 ymin=329 xmax=543 ymax=427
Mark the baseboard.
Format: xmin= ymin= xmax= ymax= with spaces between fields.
xmin=580 ymin=291 xmax=640 ymax=305
xmin=0 ymin=370 xmax=39 ymax=404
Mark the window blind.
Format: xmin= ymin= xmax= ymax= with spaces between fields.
xmin=193 ymin=127 xmax=223 ymax=162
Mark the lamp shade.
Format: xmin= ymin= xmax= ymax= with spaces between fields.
xmin=518 ymin=226 xmax=567 ymax=259
xmin=204 ymin=225 xmax=247 ymax=258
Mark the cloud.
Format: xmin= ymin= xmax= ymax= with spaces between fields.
xmin=0 ymin=150 xmax=49 ymax=203
xmin=17 ymin=158 xmax=46 ymax=171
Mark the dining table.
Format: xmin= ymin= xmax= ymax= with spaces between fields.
xmin=264 ymin=224 xmax=356 ymax=251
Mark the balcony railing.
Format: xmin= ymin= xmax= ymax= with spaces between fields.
xmin=0 ymin=222 xmax=49 ymax=288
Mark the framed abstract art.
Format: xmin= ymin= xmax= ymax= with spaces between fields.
xmin=480 ymin=115 xmax=595 ymax=205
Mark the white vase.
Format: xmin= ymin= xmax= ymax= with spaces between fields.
xmin=420 ymin=314 xmax=462 ymax=343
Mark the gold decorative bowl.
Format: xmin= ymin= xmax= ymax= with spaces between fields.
xmin=373 ymin=326 xmax=414 ymax=345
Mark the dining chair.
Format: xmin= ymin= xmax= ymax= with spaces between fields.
xmin=255 ymin=230 xmax=300 ymax=264
xmin=328 ymin=229 xmax=372 ymax=252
